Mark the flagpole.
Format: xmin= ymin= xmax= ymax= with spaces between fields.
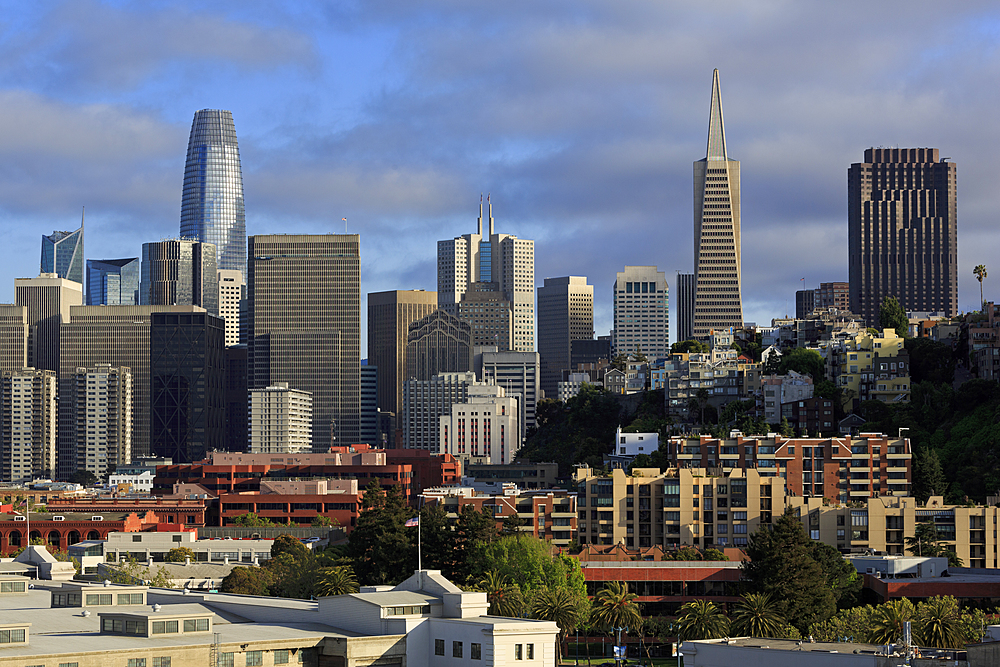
xmin=418 ymin=497 xmax=423 ymax=571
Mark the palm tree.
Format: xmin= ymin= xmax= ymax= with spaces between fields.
xmin=974 ymin=265 xmax=988 ymax=312
xmin=530 ymin=587 xmax=581 ymax=665
xmin=675 ymin=600 xmax=730 ymax=641
xmin=590 ymin=581 xmax=643 ymax=633
xmin=479 ymin=570 xmax=525 ymax=617
xmin=915 ymin=596 xmax=965 ymax=649
xmin=314 ymin=566 xmax=359 ymax=597
xmin=868 ymin=598 xmax=915 ymax=645
xmin=730 ymin=593 xmax=785 ymax=638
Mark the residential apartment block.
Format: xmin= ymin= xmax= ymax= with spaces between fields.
xmin=828 ymin=328 xmax=910 ymax=410
xmin=761 ymin=370 xmax=814 ymax=424
xmin=1 ymin=367 xmax=57 ymax=482
xmin=612 ymin=266 xmax=669 ymax=359
xmin=74 ymin=364 xmax=132 ymax=478
xmin=250 ymin=382 xmax=312 ymax=454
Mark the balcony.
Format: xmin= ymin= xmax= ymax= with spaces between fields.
xmin=850 ymin=490 xmax=872 ymax=497
xmin=886 ymin=466 xmax=908 ymax=473
xmin=551 ymin=512 xmax=576 ymax=519
xmin=887 ymin=452 xmax=911 ymax=460
xmin=886 ymin=478 xmax=909 ymax=485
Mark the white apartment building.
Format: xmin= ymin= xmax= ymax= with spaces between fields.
xmin=612 ymin=266 xmax=669 ymax=360
xmin=250 ymin=382 xmax=312 ymax=454
xmin=217 ymin=268 xmax=245 ymax=346
xmin=1 ymin=367 xmax=57 ymax=482
xmin=438 ymin=386 xmax=520 ymax=466
xmin=403 ymin=372 xmax=479 ymax=453
xmin=75 ymin=364 xmax=132 ymax=479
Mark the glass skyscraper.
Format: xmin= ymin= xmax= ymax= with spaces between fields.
xmin=41 ymin=225 xmax=84 ymax=285
xmin=86 ymin=258 xmax=140 ymax=306
xmin=180 ymin=109 xmax=246 ymax=279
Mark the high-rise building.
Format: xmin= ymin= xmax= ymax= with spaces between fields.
xmin=406 ymin=310 xmax=473 ymax=382
xmin=360 ymin=364 xmax=378 ymax=446
xmin=248 ymin=234 xmax=361 ymax=448
xmin=537 ymin=276 xmax=593 ymax=399
xmin=0 ymin=305 xmax=27 ymax=373
xmin=479 ymin=350 xmax=540 ymax=439
xmin=41 ymin=222 xmax=84 ymax=286
xmin=402 ymin=371 xmax=477 ymax=452
xmin=676 ymin=273 xmax=695 ymax=342
xmin=223 ymin=345 xmax=248 ymax=452
xmin=86 ymin=258 xmax=140 ymax=306
xmin=1 ymin=367 xmax=57 ymax=482
xmin=250 ymin=383 xmax=312 ymax=454
xmin=367 ymin=290 xmax=438 ymax=420
xmin=437 ymin=197 xmax=535 ymax=351
xmin=140 ymin=239 xmax=219 ymax=316
xmin=150 ymin=310 xmax=226 ymax=463
xmin=693 ymin=69 xmax=743 ymax=338
xmin=74 ymin=364 xmax=132 ymax=478
xmin=439 ymin=386 xmax=520 ymax=466
xmin=15 ymin=274 xmax=83 ymax=373
xmin=217 ymin=269 xmax=245 ymax=346
xmin=795 ymin=289 xmax=816 ymax=319
xmin=816 ymin=282 xmax=850 ymax=311
xmin=612 ymin=266 xmax=669 ymax=359
xmin=180 ymin=109 xmax=246 ymax=279
xmin=456 ymin=282 xmax=512 ymax=350
xmin=849 ymin=148 xmax=958 ymax=323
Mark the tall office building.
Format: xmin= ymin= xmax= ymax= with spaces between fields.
xmin=359 ymin=364 xmax=378 ymax=446
xmin=1 ymin=367 xmax=57 ymax=482
xmin=456 ymin=282 xmax=513 ymax=350
xmin=612 ymin=266 xmax=669 ymax=359
xmin=0 ymin=305 xmax=27 ymax=373
xmin=795 ymin=289 xmax=816 ymax=319
xmin=141 ymin=239 xmax=219 ymax=315
xmin=74 ymin=364 xmax=132 ymax=478
xmin=250 ymin=383 xmax=312 ymax=454
xmin=693 ymin=69 xmax=743 ymax=338
xmin=406 ymin=310 xmax=473 ymax=382
xmin=218 ymin=269 xmax=245 ymax=346
xmin=150 ymin=310 xmax=226 ymax=463
xmin=676 ymin=273 xmax=695 ymax=343
xmin=41 ymin=222 xmax=84 ymax=286
xmin=223 ymin=345 xmax=248 ymax=452
xmin=849 ymin=148 xmax=958 ymax=322
xmin=367 ymin=290 xmax=438 ymax=420
xmin=437 ymin=197 xmax=535 ymax=351
xmin=248 ymin=234 xmax=361 ymax=448
xmin=15 ymin=274 xmax=83 ymax=373
xmin=402 ymin=371 xmax=477 ymax=452
xmin=537 ymin=276 xmax=594 ymax=398
xmin=86 ymin=258 xmax=140 ymax=306
xmin=479 ymin=350 xmax=540 ymax=437
xmin=180 ymin=109 xmax=246 ymax=279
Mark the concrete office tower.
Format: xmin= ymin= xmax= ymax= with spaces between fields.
xmin=537 ymin=276 xmax=594 ymax=398
xmin=15 ymin=274 xmax=83 ymax=372
xmin=86 ymin=258 xmax=140 ymax=306
xmin=406 ymin=310 xmax=473 ymax=382
xmin=218 ymin=269 xmax=245 ymax=346
xmin=140 ymin=239 xmax=219 ymax=316
xmin=437 ymin=197 xmax=535 ymax=351
xmin=677 ymin=273 xmax=695 ymax=342
xmin=74 ymin=364 xmax=132 ymax=478
xmin=367 ymin=290 xmax=438 ymax=420
xmin=248 ymin=234 xmax=361 ymax=448
xmin=223 ymin=345 xmax=248 ymax=452
xmin=693 ymin=69 xmax=743 ymax=338
xmin=457 ymin=282 xmax=513 ymax=350
xmin=360 ymin=364 xmax=378 ymax=446
xmin=58 ymin=305 xmax=206 ymax=475
xmin=403 ymin=371 xmax=478 ymax=452
xmin=0 ymin=305 xmax=27 ymax=373
xmin=150 ymin=310 xmax=225 ymax=463
xmin=1 ymin=367 xmax=57 ymax=482
xmin=849 ymin=148 xmax=958 ymax=322
xmin=180 ymin=109 xmax=246 ymax=279
xmin=479 ymin=350 xmax=540 ymax=438
xmin=612 ymin=266 xmax=669 ymax=359
xmin=41 ymin=222 xmax=84 ymax=285
xmin=439 ymin=386 xmax=520 ymax=466
xmin=250 ymin=383 xmax=312 ymax=454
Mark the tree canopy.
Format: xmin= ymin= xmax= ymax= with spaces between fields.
xmin=878 ymin=295 xmax=909 ymax=338
xmin=347 ymin=481 xmax=415 ymax=585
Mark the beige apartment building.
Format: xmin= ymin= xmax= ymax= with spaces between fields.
xmin=250 ymin=382 xmax=312 ymax=454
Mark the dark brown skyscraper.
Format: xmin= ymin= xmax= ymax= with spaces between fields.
xmin=367 ymin=290 xmax=437 ymax=420
xmin=849 ymin=148 xmax=957 ymax=323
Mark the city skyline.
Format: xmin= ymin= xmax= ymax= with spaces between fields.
xmin=0 ymin=3 xmax=997 ymax=349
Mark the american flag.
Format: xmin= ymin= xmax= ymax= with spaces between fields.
xmin=404 ymin=517 xmax=419 ymax=527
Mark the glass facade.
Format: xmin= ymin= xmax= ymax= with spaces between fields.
xmin=86 ymin=258 xmax=140 ymax=306
xmin=41 ymin=226 xmax=84 ymax=285
xmin=140 ymin=239 xmax=219 ymax=315
xmin=180 ymin=109 xmax=246 ymax=279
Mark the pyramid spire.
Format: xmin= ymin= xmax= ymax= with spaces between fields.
xmin=706 ymin=69 xmax=727 ymax=161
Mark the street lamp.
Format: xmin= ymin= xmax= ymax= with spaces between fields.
xmin=612 ymin=626 xmax=628 ymax=664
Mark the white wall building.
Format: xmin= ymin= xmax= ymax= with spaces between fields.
xmin=438 ymin=386 xmax=520 ymax=466
xmin=614 ymin=427 xmax=659 ymax=457
xmin=403 ymin=371 xmax=480 ymax=453
xmin=250 ymin=382 xmax=312 ymax=453
xmin=612 ymin=266 xmax=669 ymax=360
xmin=108 ymin=469 xmax=153 ymax=494
xmin=217 ymin=268 xmax=245 ymax=346
xmin=557 ymin=372 xmax=598 ymax=402
xmin=1 ymin=367 xmax=58 ymax=482
xmin=75 ymin=364 xmax=132 ymax=479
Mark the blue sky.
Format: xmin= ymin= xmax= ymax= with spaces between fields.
xmin=1 ymin=1 xmax=999 ymax=352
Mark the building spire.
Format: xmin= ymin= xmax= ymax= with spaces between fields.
xmin=706 ymin=68 xmax=727 ymax=161
xmin=487 ymin=193 xmax=494 ymax=235
xmin=477 ymin=194 xmax=483 ymax=235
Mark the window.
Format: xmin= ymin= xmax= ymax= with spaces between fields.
xmin=128 ymin=660 xmax=146 ymax=667
xmin=527 ymin=644 xmax=534 ymax=659
xmin=118 ymin=593 xmax=143 ymax=605
xmin=132 ymin=535 xmax=142 ymax=542
xmin=86 ymin=593 xmax=113 ymax=605
xmin=153 ymin=659 xmax=171 ymax=667
xmin=219 ymin=655 xmax=234 ymax=667
xmin=184 ymin=618 xmax=210 ymax=632
xmin=152 ymin=620 xmax=179 ymax=634
xmin=246 ymin=652 xmax=263 ymax=667
xmin=435 ymin=639 xmax=445 ymax=656
xmin=273 ymin=652 xmax=289 ymax=665
xmin=60 ymin=663 xmax=79 ymax=667
xmin=453 ymin=641 xmax=463 ymax=658
xmin=0 ymin=629 xmax=25 ymax=643
xmin=471 ymin=643 xmax=482 ymax=660
xmin=515 ymin=644 xmax=523 ymax=660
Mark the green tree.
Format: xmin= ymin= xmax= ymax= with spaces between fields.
xmin=310 ymin=515 xmax=338 ymax=527
xmin=809 ymin=541 xmax=862 ymax=609
xmin=673 ymin=546 xmax=702 ymax=561
xmin=454 ymin=504 xmax=499 ymax=582
xmin=347 ymin=481 xmax=415 ymax=585
xmin=418 ymin=502 xmax=453 ymax=574
xmin=974 ymin=264 xmax=988 ymax=312
xmin=164 ymin=547 xmax=197 ymax=563
xmin=808 ymin=604 xmax=875 ymax=643
xmin=730 ymin=593 xmax=785 ymax=638
xmin=69 ymin=469 xmax=99 ymax=486
xmin=696 ymin=388 xmax=710 ymax=424
xmin=742 ymin=510 xmax=836 ymax=633
xmin=868 ymin=598 xmax=915 ymax=644
xmin=703 ymin=548 xmax=728 ymax=561
xmin=675 ymin=600 xmax=730 ymax=641
xmin=773 ymin=347 xmax=826 ymax=382
xmin=671 ymin=340 xmax=710 ymax=354
xmin=315 ymin=566 xmax=359 ymax=596
xmin=912 ymin=447 xmax=948 ymax=502
xmin=590 ymin=581 xmax=642 ymax=637
xmin=915 ymin=596 xmax=965 ymax=649
xmin=530 ymin=586 xmax=585 ymax=665
xmin=480 ymin=570 xmax=525 ymax=617
xmin=905 ymin=521 xmax=962 ymax=566
xmin=232 ymin=512 xmax=275 ymax=527
xmin=469 ymin=535 xmax=586 ymax=597
xmin=878 ymin=295 xmax=909 ymax=338
xmin=220 ymin=566 xmax=275 ymax=595
xmin=905 ymin=338 xmax=956 ymax=385
xmin=611 ymin=353 xmax=629 ymax=371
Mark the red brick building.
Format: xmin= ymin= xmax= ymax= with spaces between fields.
xmin=45 ymin=497 xmax=207 ymax=527
xmin=421 ymin=487 xmax=576 ymax=546
xmin=0 ymin=509 xmax=161 ymax=555
xmin=219 ymin=479 xmax=364 ymax=530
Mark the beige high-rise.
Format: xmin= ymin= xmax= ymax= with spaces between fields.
xmin=217 ymin=269 xmax=245 ymax=346
xmin=693 ymin=69 xmax=743 ymax=338
xmin=250 ymin=383 xmax=312 ymax=454
xmin=75 ymin=364 xmax=132 ymax=478
xmin=0 ymin=305 xmax=28 ymax=373
xmin=15 ymin=274 xmax=83 ymax=372
xmin=367 ymin=290 xmax=437 ymax=419
xmin=1 ymin=367 xmax=57 ymax=482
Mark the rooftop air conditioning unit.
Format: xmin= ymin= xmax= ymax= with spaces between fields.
xmin=13 ymin=515 xmax=26 ymax=522
xmin=53 ymin=516 xmax=65 ymax=521
xmin=91 ymin=516 xmax=103 ymax=521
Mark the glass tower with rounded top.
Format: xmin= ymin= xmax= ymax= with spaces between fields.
xmin=180 ymin=109 xmax=246 ymax=279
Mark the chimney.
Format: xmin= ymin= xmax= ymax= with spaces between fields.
xmin=224 ymin=556 xmax=229 ymax=565
xmin=185 ymin=557 xmax=191 ymax=566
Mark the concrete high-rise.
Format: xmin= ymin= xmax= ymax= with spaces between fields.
xmin=406 ymin=310 xmax=473 ymax=382
xmin=248 ymin=234 xmax=361 ymax=448
xmin=367 ymin=290 xmax=437 ymax=420
xmin=74 ymin=364 xmax=132 ymax=478
xmin=41 ymin=222 xmax=84 ymax=286
xmin=693 ymin=69 xmax=743 ymax=338
xmin=0 ymin=305 xmax=27 ymax=373
xmin=217 ymin=269 xmax=245 ymax=346
xmin=1 ymin=367 xmax=57 ymax=482
xmin=676 ymin=273 xmax=695 ymax=343
xmin=479 ymin=350 xmax=540 ymax=437
xmin=15 ymin=274 xmax=83 ymax=373
xmin=849 ymin=148 xmax=958 ymax=322
xmin=359 ymin=364 xmax=378 ymax=446
xmin=250 ymin=383 xmax=312 ymax=454
xmin=86 ymin=258 xmax=140 ymax=306
xmin=437 ymin=197 xmax=535 ymax=351
xmin=537 ymin=276 xmax=593 ymax=398
xmin=612 ymin=266 xmax=669 ymax=359
xmin=141 ymin=239 xmax=219 ymax=316
xmin=180 ymin=109 xmax=246 ymax=279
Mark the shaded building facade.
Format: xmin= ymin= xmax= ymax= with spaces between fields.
xmin=406 ymin=310 xmax=473 ymax=382
xmin=676 ymin=273 xmax=695 ymax=343
xmin=1 ymin=367 xmax=57 ymax=482
xmin=141 ymin=238 xmax=219 ymax=315
xmin=537 ymin=276 xmax=594 ymax=399
xmin=223 ymin=345 xmax=248 ymax=452
xmin=15 ymin=274 xmax=82 ymax=373
xmin=74 ymin=364 xmax=132 ymax=478
xmin=0 ymin=305 xmax=27 ymax=373
xmin=86 ymin=258 xmax=140 ymax=306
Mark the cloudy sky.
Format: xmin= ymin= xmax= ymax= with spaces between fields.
xmin=1 ymin=1 xmax=998 ymax=352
